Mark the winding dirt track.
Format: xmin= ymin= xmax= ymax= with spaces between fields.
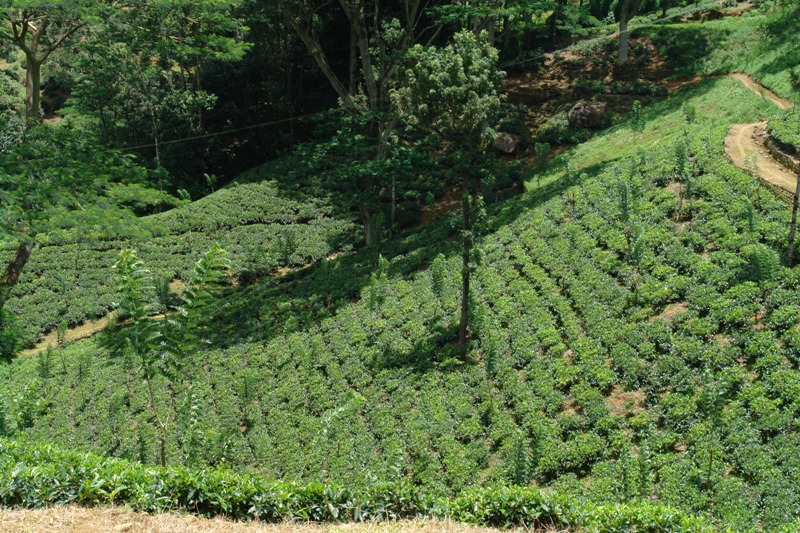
xmin=724 ymin=74 xmax=797 ymax=195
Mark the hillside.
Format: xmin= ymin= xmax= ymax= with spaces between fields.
xmin=2 ymin=171 xmax=358 ymax=345
xmin=2 ymin=2 xmax=800 ymax=532
xmin=3 ymin=70 xmax=800 ymax=528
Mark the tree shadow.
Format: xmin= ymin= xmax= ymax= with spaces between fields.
xmin=754 ymin=7 xmax=800 ymax=79
xmin=205 ymin=76 xmax=723 ymax=357
xmin=640 ymin=24 xmax=729 ymax=77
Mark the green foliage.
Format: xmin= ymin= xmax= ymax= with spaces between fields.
xmin=534 ymin=142 xmax=551 ymax=164
xmin=5 ymin=17 xmax=800 ymax=531
xmin=631 ymin=100 xmax=645 ymax=133
xmin=536 ymin=111 xmax=592 ymax=145
xmin=769 ymin=107 xmax=800 ymax=149
xmin=682 ymin=103 xmax=697 ymax=125
xmin=4 ymin=177 xmax=356 ymax=345
xmin=431 ymin=254 xmax=447 ymax=305
xmin=0 ymin=126 xmax=160 ymax=239
xmin=368 ymin=255 xmax=389 ymax=315
xmin=0 ymin=438 xmax=713 ymax=530
xmin=167 ymin=243 xmax=231 ymax=358
xmin=0 ymin=309 xmax=22 ymax=363
xmin=741 ymin=243 xmax=780 ymax=283
xmin=110 ymin=249 xmax=162 ymax=377
xmin=392 ymin=31 xmax=504 ymax=156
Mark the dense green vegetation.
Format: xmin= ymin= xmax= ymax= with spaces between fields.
xmin=641 ymin=8 xmax=800 ymax=101
xmin=770 ymin=107 xmax=800 ymax=151
xmin=3 ymin=174 xmax=357 ymax=344
xmin=2 ymin=0 xmax=800 ymax=530
xmin=3 ymin=74 xmax=800 ymax=529
xmin=0 ymin=439 xmax=715 ymax=531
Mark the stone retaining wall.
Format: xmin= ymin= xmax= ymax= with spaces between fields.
xmin=765 ymin=133 xmax=800 ymax=174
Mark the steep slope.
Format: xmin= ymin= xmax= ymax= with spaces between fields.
xmin=2 ymin=76 xmax=799 ymax=529
xmin=2 ymin=167 xmax=358 ymax=345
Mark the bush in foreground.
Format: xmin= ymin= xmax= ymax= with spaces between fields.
xmin=0 ymin=438 xmax=712 ymax=531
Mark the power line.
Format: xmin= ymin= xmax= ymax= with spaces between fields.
xmin=27 ymin=3 xmax=711 ymax=159
xmin=116 ymin=110 xmax=330 ymax=153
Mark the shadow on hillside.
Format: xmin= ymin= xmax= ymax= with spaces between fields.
xmin=205 ymin=77 xmax=723 ymax=354
xmin=640 ymin=24 xmax=729 ymax=77
xmin=756 ymin=7 xmax=800 ymax=80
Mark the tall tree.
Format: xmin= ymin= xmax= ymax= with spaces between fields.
xmin=617 ymin=0 xmax=642 ymax=66
xmin=0 ymin=0 xmax=101 ymax=121
xmin=273 ymin=0 xmax=428 ymax=244
xmin=392 ymin=30 xmax=503 ymax=352
xmin=70 ymin=0 xmax=249 ymax=192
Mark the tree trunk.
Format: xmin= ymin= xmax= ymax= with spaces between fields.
xmin=618 ymin=0 xmax=641 ymax=66
xmin=550 ymin=0 xmax=565 ymax=48
xmin=788 ymin=168 xmax=800 ymax=266
xmin=458 ymin=175 xmax=471 ymax=353
xmin=0 ymin=241 xmax=35 ymax=310
xmin=618 ymin=0 xmax=631 ymax=66
xmin=361 ymin=207 xmax=376 ymax=245
xmin=349 ymin=27 xmax=358 ymax=95
xmin=287 ymin=19 xmax=357 ymax=112
xmin=25 ymin=56 xmax=42 ymax=121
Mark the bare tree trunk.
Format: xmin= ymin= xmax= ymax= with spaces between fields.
xmin=458 ymin=175 xmax=471 ymax=353
xmin=25 ymin=56 xmax=42 ymax=121
xmin=287 ymin=18 xmax=358 ymax=112
xmin=361 ymin=207 xmax=376 ymax=245
xmin=618 ymin=0 xmax=631 ymax=66
xmin=788 ymin=168 xmax=800 ymax=266
xmin=550 ymin=0 xmax=565 ymax=48
xmin=1 ymin=241 xmax=35 ymax=310
xmin=349 ymin=27 xmax=358 ymax=95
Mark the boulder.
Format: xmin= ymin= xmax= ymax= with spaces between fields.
xmin=568 ymin=101 xmax=608 ymax=129
xmin=495 ymin=132 xmax=521 ymax=154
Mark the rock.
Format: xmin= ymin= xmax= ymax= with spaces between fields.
xmin=568 ymin=101 xmax=607 ymax=129
xmin=495 ymin=132 xmax=521 ymax=154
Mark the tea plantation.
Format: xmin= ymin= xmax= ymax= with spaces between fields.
xmin=1 ymin=170 xmax=357 ymax=344
xmin=2 ymin=73 xmax=800 ymax=530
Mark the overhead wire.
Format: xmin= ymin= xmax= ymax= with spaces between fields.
xmin=114 ymin=111 xmax=331 ymax=153
xmin=20 ymin=2 xmax=712 ymax=160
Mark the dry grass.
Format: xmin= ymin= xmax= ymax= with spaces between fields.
xmin=0 ymin=506 xmax=556 ymax=533
xmin=606 ymin=385 xmax=647 ymax=417
xmin=19 ymin=317 xmax=109 ymax=358
xmin=649 ymin=302 xmax=689 ymax=322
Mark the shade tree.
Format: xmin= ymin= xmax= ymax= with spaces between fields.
xmin=391 ymin=30 xmax=503 ymax=351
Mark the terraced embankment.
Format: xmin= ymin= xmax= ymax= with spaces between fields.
xmin=724 ymin=73 xmax=797 ymax=197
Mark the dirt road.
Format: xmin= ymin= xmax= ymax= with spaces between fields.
xmin=724 ymin=74 xmax=797 ymax=196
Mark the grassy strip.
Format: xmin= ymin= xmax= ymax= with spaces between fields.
xmin=640 ymin=8 xmax=800 ymax=102
xmin=0 ymin=438 xmax=711 ymax=532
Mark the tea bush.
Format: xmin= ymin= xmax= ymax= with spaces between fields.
xmin=0 ymin=439 xmax=712 ymax=531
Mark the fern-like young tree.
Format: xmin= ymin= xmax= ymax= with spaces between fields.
xmin=111 ymin=245 xmax=230 ymax=466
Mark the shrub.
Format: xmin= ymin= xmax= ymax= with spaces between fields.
xmin=536 ymin=112 xmax=591 ymax=145
xmin=0 ymin=310 xmax=22 ymax=363
xmin=0 ymin=438 xmax=713 ymax=531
